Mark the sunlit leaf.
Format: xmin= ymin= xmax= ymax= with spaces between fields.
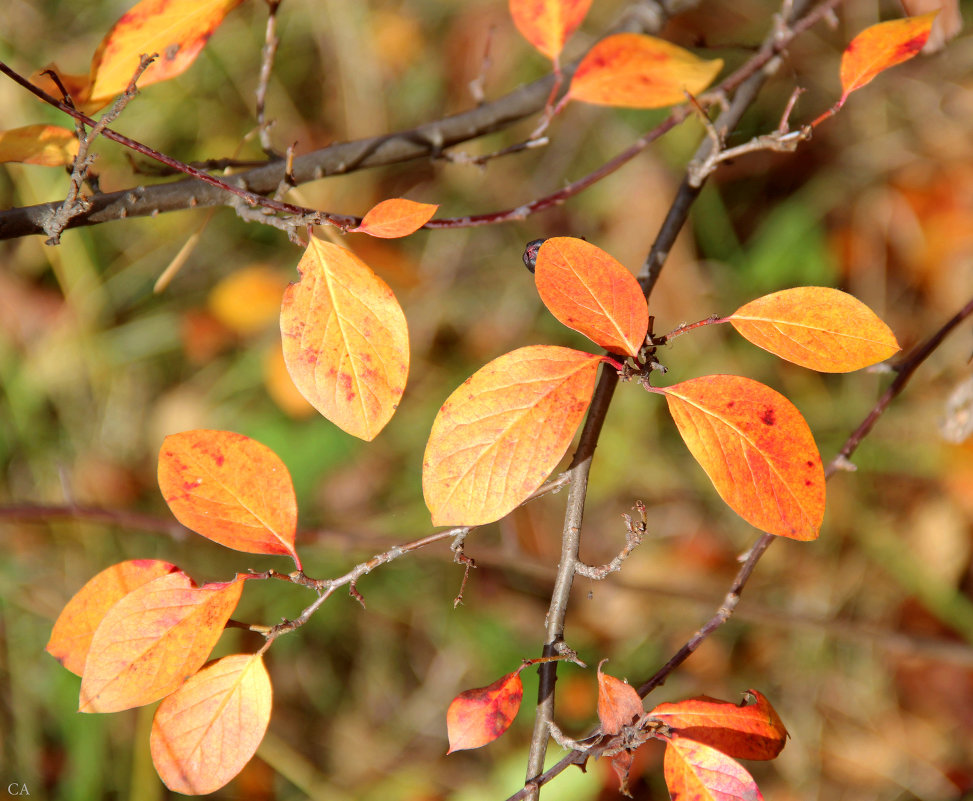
xmin=46 ymin=560 xmax=179 ymax=676
xmin=158 ymin=430 xmax=300 ymax=566
xmin=351 ymin=198 xmax=438 ymax=239
xmin=728 ymin=287 xmax=900 ymax=372
xmin=79 ymin=572 xmax=244 ymax=713
xmin=650 ymin=690 xmax=788 ymax=761
xmin=661 ymin=375 xmax=825 ymax=540
xmin=664 ymin=737 xmax=764 ymax=801
xmin=446 ymin=670 xmax=524 ymax=753
xmin=568 ymin=33 xmax=723 ymax=108
xmin=280 ymin=234 xmax=409 ymax=441
xmin=596 ymin=660 xmax=643 ymax=735
xmin=535 ymin=237 xmax=648 ymax=357
xmin=0 ymin=125 xmax=79 ymax=167
xmin=151 ymin=653 xmax=272 ymax=795
xmin=423 ymin=346 xmax=603 ymax=526
xmin=508 ymin=0 xmax=592 ymax=62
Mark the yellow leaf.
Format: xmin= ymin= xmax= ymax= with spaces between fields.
xmin=0 ymin=125 xmax=78 ymax=167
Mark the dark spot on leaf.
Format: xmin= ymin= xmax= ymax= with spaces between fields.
xmin=213 ymin=453 xmax=225 ymax=467
xmin=726 ymin=401 xmax=735 ymax=408
xmin=164 ymin=43 xmax=181 ymax=61
xmin=760 ymin=407 xmax=776 ymax=425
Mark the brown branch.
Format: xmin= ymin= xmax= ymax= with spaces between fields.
xmin=255 ymin=0 xmax=283 ymax=157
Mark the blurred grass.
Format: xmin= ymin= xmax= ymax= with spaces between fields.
xmin=2 ymin=1 xmax=973 ymax=800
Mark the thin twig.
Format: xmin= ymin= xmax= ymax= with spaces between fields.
xmin=255 ymin=0 xmax=283 ymax=157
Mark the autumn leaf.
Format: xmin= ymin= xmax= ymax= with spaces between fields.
xmin=567 ymin=33 xmax=723 ymax=109
xmin=208 ymin=265 xmax=289 ymax=336
xmin=650 ymin=690 xmax=788 ymax=761
xmin=664 ymin=737 xmax=764 ymax=801
xmin=728 ymin=287 xmax=900 ymax=372
xmin=280 ymin=234 xmax=409 ymax=441
xmin=660 ymin=375 xmax=825 ymax=540
xmin=535 ymin=237 xmax=648 ymax=357
xmin=46 ymin=560 xmax=179 ymax=676
xmin=423 ymin=346 xmax=603 ymax=526
xmin=838 ymin=13 xmax=937 ymax=106
xmin=351 ymin=198 xmax=438 ymax=238
xmin=0 ymin=125 xmax=79 ymax=167
xmin=79 ymin=572 xmax=244 ymax=713
xmin=611 ymin=749 xmax=636 ymax=798
xmin=509 ymin=0 xmax=592 ymax=62
xmin=596 ymin=660 xmax=643 ymax=735
xmin=446 ymin=670 xmax=524 ymax=753
xmin=158 ymin=430 xmax=301 ymax=566
xmin=151 ymin=653 xmax=272 ymax=795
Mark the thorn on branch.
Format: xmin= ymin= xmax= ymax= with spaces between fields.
xmin=574 ymin=501 xmax=648 ymax=580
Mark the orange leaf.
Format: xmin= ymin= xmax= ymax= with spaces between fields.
xmin=728 ymin=287 xmax=900 ymax=372
xmin=208 ymin=266 xmax=289 ymax=336
xmin=446 ymin=671 xmax=524 ymax=753
xmin=87 ymin=0 xmax=245 ymax=105
xmin=596 ymin=660 xmax=643 ymax=735
xmin=611 ymin=749 xmax=636 ymax=798
xmin=158 ymin=430 xmax=300 ymax=565
xmin=423 ymin=346 xmax=603 ymax=526
xmin=664 ymin=737 xmax=764 ymax=801
xmin=29 ymin=66 xmax=94 ymax=110
xmin=661 ymin=376 xmax=825 ymax=540
xmin=535 ymin=237 xmax=648 ymax=357
xmin=351 ymin=198 xmax=438 ymax=239
xmin=151 ymin=653 xmax=272 ymax=795
xmin=650 ymin=691 xmax=788 ymax=761
xmin=839 ymin=13 xmax=937 ymax=105
xmin=280 ymin=234 xmax=409 ymax=441
xmin=46 ymin=560 xmax=179 ymax=676
xmin=79 ymin=572 xmax=244 ymax=713
xmin=509 ymin=0 xmax=592 ymax=62
xmin=568 ymin=33 xmax=723 ymax=109
xmin=0 ymin=125 xmax=79 ymax=167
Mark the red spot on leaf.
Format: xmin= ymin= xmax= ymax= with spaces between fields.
xmin=760 ymin=408 xmax=775 ymax=426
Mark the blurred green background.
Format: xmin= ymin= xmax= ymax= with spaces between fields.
xmin=2 ymin=0 xmax=973 ymax=799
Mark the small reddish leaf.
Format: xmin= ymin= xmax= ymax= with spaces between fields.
xmin=423 ymin=346 xmax=603 ymax=526
xmin=535 ymin=237 xmax=648 ymax=357
xmin=611 ymin=749 xmax=636 ymax=798
xmin=839 ymin=14 xmax=937 ymax=105
xmin=661 ymin=376 xmax=825 ymax=540
xmin=446 ymin=671 xmax=524 ymax=753
xmin=728 ymin=287 xmax=900 ymax=372
xmin=351 ymin=198 xmax=438 ymax=239
xmin=596 ymin=660 xmax=643 ymax=735
xmin=650 ymin=691 xmax=788 ymax=761
xmin=151 ymin=653 xmax=272 ymax=795
xmin=158 ymin=430 xmax=300 ymax=565
xmin=509 ymin=0 xmax=592 ymax=62
xmin=0 ymin=125 xmax=79 ymax=167
xmin=280 ymin=234 xmax=409 ymax=441
xmin=568 ymin=33 xmax=723 ymax=109
xmin=46 ymin=560 xmax=179 ymax=676
xmin=664 ymin=737 xmax=764 ymax=801
xmin=79 ymin=572 xmax=244 ymax=713
xmin=87 ymin=0 xmax=245 ymax=105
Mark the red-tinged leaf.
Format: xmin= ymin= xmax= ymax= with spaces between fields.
xmin=0 ymin=125 xmax=79 ymax=167
xmin=650 ymin=691 xmax=788 ymax=761
xmin=535 ymin=237 xmax=648 ymax=357
xmin=728 ymin=287 xmax=900 ymax=372
xmin=79 ymin=572 xmax=244 ymax=713
xmin=664 ymin=737 xmax=764 ymax=801
xmin=567 ymin=33 xmax=723 ymax=109
xmin=611 ymin=749 xmax=636 ymax=798
xmin=446 ymin=671 xmax=524 ymax=753
xmin=29 ymin=66 xmax=94 ymax=109
xmin=280 ymin=234 xmax=409 ymax=441
xmin=661 ymin=376 xmax=825 ymax=540
xmin=509 ymin=0 xmax=592 ymax=61
xmin=839 ymin=14 xmax=937 ymax=105
xmin=351 ymin=198 xmax=438 ymax=239
xmin=151 ymin=653 xmax=272 ymax=795
xmin=158 ymin=430 xmax=300 ymax=565
xmin=46 ymin=560 xmax=179 ymax=676
xmin=423 ymin=346 xmax=603 ymax=526
xmin=597 ymin=660 xmax=644 ymax=735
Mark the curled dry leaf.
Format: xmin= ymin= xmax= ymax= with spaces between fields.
xmin=568 ymin=33 xmax=723 ymax=109
xmin=535 ymin=237 xmax=648 ymax=357
xmin=281 ymin=234 xmax=409 ymax=441
xmin=508 ymin=0 xmax=592 ymax=62
xmin=728 ymin=287 xmax=900 ymax=372
xmin=151 ymin=653 xmax=272 ymax=795
xmin=596 ymin=660 xmax=644 ymax=735
xmin=661 ymin=375 xmax=825 ymax=540
xmin=158 ymin=429 xmax=300 ymax=566
xmin=0 ymin=125 xmax=79 ymax=167
xmin=447 ymin=670 xmax=524 ymax=753
xmin=664 ymin=737 xmax=764 ymax=801
xmin=423 ymin=346 xmax=603 ymax=526
xmin=351 ymin=198 xmax=438 ymax=239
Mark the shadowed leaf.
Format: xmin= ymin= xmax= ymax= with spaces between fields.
xmin=597 ymin=660 xmax=644 ymax=735
xmin=0 ymin=125 xmax=79 ymax=166
xmin=446 ymin=671 xmax=524 ymax=752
